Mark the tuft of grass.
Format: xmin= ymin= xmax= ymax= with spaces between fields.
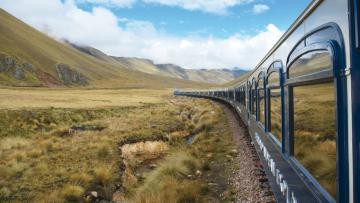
xmin=97 ymin=144 xmax=112 ymax=160
xmin=131 ymin=177 xmax=201 ymax=203
xmin=69 ymin=172 xmax=93 ymax=187
xmin=131 ymin=150 xmax=200 ymax=201
xmin=121 ymin=141 xmax=169 ymax=160
xmin=0 ymin=187 xmax=11 ymax=200
xmin=60 ymin=185 xmax=85 ymax=202
xmin=27 ymin=149 xmax=43 ymax=158
xmin=93 ymin=166 xmax=113 ymax=186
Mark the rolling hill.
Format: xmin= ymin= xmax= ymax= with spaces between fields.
xmin=70 ymin=44 xmax=249 ymax=84
xmin=0 ymin=9 xmax=210 ymax=89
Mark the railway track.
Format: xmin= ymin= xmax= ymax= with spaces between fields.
xmin=217 ymin=101 xmax=275 ymax=203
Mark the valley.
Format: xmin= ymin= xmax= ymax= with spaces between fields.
xmin=0 ymin=89 xmax=242 ymax=202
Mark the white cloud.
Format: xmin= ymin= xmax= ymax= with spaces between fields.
xmin=79 ymin=0 xmax=254 ymax=15
xmin=0 ymin=0 xmax=283 ymax=69
xmin=76 ymin=0 xmax=137 ymax=8
xmin=252 ymin=4 xmax=269 ymax=14
xmin=141 ymin=0 xmax=253 ymax=15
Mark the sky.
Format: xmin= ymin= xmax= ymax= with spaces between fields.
xmin=0 ymin=0 xmax=311 ymax=70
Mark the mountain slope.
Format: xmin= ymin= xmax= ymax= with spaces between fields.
xmin=0 ymin=9 xmax=207 ymax=89
xmin=71 ymin=44 xmax=248 ymax=84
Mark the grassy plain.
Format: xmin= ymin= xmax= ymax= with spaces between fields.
xmin=0 ymin=88 xmax=237 ymax=202
xmin=0 ymin=88 xmax=170 ymax=109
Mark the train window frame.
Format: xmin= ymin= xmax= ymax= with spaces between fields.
xmin=265 ymin=60 xmax=284 ymax=148
xmin=247 ymin=81 xmax=251 ymax=113
xmin=286 ymin=40 xmax=346 ymax=202
xmin=257 ymin=72 xmax=266 ymax=127
xmin=251 ymin=78 xmax=257 ymax=117
xmin=242 ymin=86 xmax=246 ymax=106
xmin=356 ymin=0 xmax=360 ymax=49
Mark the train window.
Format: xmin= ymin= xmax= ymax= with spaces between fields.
xmin=288 ymin=50 xmax=331 ymax=78
xmin=267 ymin=71 xmax=282 ymax=142
xmin=241 ymin=87 xmax=246 ymax=105
xmin=293 ymin=83 xmax=336 ymax=197
xmin=289 ymin=50 xmax=336 ymax=197
xmin=258 ymin=78 xmax=265 ymax=125
xmin=269 ymin=88 xmax=282 ymax=141
xmin=268 ymin=71 xmax=280 ymax=84
xmin=251 ymin=83 xmax=256 ymax=115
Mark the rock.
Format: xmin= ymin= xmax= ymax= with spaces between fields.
xmin=0 ymin=55 xmax=15 ymax=72
xmin=149 ymin=164 xmax=157 ymax=169
xmin=23 ymin=62 xmax=34 ymax=72
xmin=54 ymin=63 xmax=88 ymax=85
xmin=13 ymin=65 xmax=24 ymax=80
xmin=4 ymin=56 xmax=15 ymax=67
xmin=90 ymin=191 xmax=98 ymax=198
xmin=195 ymin=170 xmax=202 ymax=177
xmin=0 ymin=53 xmax=40 ymax=83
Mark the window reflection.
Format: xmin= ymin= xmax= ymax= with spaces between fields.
xmin=269 ymin=88 xmax=282 ymax=141
xmin=293 ymin=83 xmax=336 ymax=197
xmin=252 ymin=84 xmax=256 ymax=115
xmin=289 ymin=51 xmax=332 ymax=78
xmin=268 ymin=72 xmax=280 ymax=86
xmin=258 ymin=78 xmax=265 ymax=125
xmin=267 ymin=71 xmax=282 ymax=142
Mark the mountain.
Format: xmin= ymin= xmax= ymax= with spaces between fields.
xmin=0 ymin=9 xmax=208 ymax=89
xmin=223 ymin=67 xmax=249 ymax=78
xmin=220 ymin=72 xmax=251 ymax=87
xmin=70 ymin=44 xmax=249 ymax=84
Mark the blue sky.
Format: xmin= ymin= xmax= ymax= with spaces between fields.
xmin=76 ymin=0 xmax=310 ymax=38
xmin=1 ymin=0 xmax=311 ymax=69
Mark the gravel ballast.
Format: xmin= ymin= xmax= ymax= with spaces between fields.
xmin=218 ymin=102 xmax=276 ymax=203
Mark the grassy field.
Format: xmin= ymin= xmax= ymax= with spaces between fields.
xmin=0 ymin=88 xmax=170 ymax=109
xmin=0 ymin=88 xmax=237 ymax=202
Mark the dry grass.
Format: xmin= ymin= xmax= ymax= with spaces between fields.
xmin=0 ymin=87 xmax=236 ymax=202
xmin=0 ymin=88 xmax=170 ymax=109
xmin=60 ymin=185 xmax=85 ymax=202
xmin=0 ymin=88 xmax=172 ymax=201
xmin=122 ymin=141 xmax=169 ymax=160
xmin=122 ymin=97 xmax=237 ymax=203
xmin=0 ymin=83 xmax=238 ymax=203
xmin=130 ymin=151 xmax=202 ymax=203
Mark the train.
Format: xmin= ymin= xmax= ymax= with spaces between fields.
xmin=174 ymin=0 xmax=360 ymax=202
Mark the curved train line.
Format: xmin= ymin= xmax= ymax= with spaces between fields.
xmin=175 ymin=1 xmax=360 ymax=202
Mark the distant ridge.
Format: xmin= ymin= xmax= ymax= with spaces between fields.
xmin=70 ymin=44 xmax=249 ymax=84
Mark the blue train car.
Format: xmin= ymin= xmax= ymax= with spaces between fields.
xmin=175 ymin=0 xmax=360 ymax=202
